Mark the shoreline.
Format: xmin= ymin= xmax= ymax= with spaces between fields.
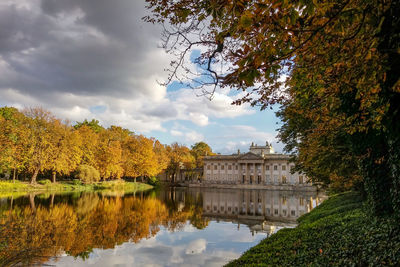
xmin=0 ymin=180 xmax=153 ymax=197
xmin=173 ymin=182 xmax=318 ymax=192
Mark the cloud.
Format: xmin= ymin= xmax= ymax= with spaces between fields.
xmin=0 ymin=0 xmax=255 ymax=136
xmin=207 ymin=124 xmax=282 ymax=154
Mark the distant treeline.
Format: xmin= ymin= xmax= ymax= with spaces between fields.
xmin=0 ymin=106 xmax=214 ymax=184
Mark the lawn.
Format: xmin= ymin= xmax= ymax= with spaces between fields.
xmin=0 ymin=180 xmax=153 ymax=196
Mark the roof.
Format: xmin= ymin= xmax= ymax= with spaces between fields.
xmin=204 ymin=152 xmax=292 ymax=161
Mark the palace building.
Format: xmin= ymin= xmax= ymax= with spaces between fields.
xmin=203 ymin=142 xmax=313 ymax=190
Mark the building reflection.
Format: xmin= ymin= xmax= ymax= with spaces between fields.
xmin=160 ymin=187 xmax=326 ymax=235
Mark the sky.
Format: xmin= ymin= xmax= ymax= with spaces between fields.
xmin=0 ymin=0 xmax=284 ymax=154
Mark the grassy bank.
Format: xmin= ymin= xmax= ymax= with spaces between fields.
xmin=0 ymin=180 xmax=153 ymax=196
xmin=227 ymin=192 xmax=400 ymax=266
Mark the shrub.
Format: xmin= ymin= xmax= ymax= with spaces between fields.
xmin=38 ymin=179 xmax=52 ymax=185
xmin=72 ymin=179 xmax=82 ymax=185
xmin=75 ymin=165 xmax=100 ymax=184
xmin=147 ymin=176 xmax=160 ymax=187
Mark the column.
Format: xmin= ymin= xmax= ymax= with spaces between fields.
xmin=244 ymin=163 xmax=249 ymax=184
xmin=262 ymin=162 xmax=266 ymax=184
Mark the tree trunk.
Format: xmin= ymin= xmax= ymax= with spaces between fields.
xmin=31 ymin=167 xmax=39 ymax=184
xmin=52 ymin=171 xmax=56 ymax=183
xmin=13 ymin=168 xmax=16 ymax=183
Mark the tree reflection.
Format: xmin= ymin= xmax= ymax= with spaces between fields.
xmin=0 ymin=191 xmax=203 ymax=266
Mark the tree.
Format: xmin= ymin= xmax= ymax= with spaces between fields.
xmin=96 ymin=128 xmax=124 ymax=180
xmin=47 ymin=120 xmax=82 ymax=183
xmin=146 ymin=0 xmax=400 ymax=215
xmin=123 ymin=135 xmax=159 ymax=181
xmin=0 ymin=107 xmax=29 ymax=181
xmin=152 ymin=139 xmax=170 ymax=175
xmin=191 ymin=141 xmax=215 ymax=168
xmin=166 ymin=143 xmax=195 ymax=182
xmin=23 ymin=107 xmax=56 ymax=184
xmin=75 ymin=125 xmax=100 ymax=168
xmin=74 ymin=119 xmax=104 ymax=133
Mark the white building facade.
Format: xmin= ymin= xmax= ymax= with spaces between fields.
xmin=203 ymin=142 xmax=313 ymax=190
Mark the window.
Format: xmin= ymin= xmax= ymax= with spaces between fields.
xmin=299 ymin=176 xmax=304 ymax=184
xmin=300 ymin=197 xmax=304 ymax=206
xmin=207 ymin=165 xmax=211 ymax=170
xmin=283 ymin=209 xmax=287 ymax=216
xmin=214 ymin=165 xmax=217 ymax=170
xmin=257 ymin=175 xmax=261 ymax=184
xmin=235 ymin=165 xmax=238 ymax=170
xmin=290 ymin=166 xmax=295 ymax=171
xmin=257 ymin=165 xmax=261 ymax=171
xmin=228 ymin=165 xmax=232 ymax=170
xmin=274 ymin=165 xmax=278 ymax=171
xmin=242 ymin=175 xmax=245 ymax=184
xmin=291 ymin=210 xmax=296 ymax=216
xmin=282 ymin=175 xmax=287 ymax=184
xmin=282 ymin=196 xmax=287 ymax=205
xmin=221 ymin=165 xmax=224 ymax=170
xmin=266 ymin=165 xmax=270 ymax=170
xmin=282 ymin=165 xmax=286 ymax=171
xmin=274 ymin=209 xmax=279 ymax=215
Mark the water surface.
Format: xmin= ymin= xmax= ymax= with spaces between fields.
xmin=0 ymin=187 xmax=325 ymax=266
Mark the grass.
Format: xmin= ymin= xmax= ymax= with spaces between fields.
xmin=226 ymin=191 xmax=400 ymax=266
xmin=0 ymin=180 xmax=153 ymax=195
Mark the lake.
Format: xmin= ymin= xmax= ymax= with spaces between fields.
xmin=0 ymin=187 xmax=325 ymax=266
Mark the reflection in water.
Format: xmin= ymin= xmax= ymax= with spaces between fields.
xmin=0 ymin=188 xmax=325 ymax=266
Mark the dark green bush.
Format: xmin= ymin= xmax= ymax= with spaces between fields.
xmin=72 ymin=179 xmax=82 ymax=185
xmin=75 ymin=165 xmax=100 ymax=184
xmin=38 ymin=179 xmax=52 ymax=185
xmin=147 ymin=176 xmax=160 ymax=187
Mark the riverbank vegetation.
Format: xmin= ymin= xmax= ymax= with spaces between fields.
xmin=0 ymin=180 xmax=153 ymax=194
xmin=227 ymin=192 xmax=400 ymax=266
xmin=0 ymin=106 xmax=215 ymax=186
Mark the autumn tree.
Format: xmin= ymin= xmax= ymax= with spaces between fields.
xmin=152 ymin=139 xmax=170 ymax=175
xmin=123 ymin=135 xmax=159 ymax=181
xmin=23 ymin=107 xmax=57 ymax=184
xmin=75 ymin=125 xmax=100 ymax=169
xmin=0 ymin=107 xmax=29 ymax=181
xmin=95 ymin=127 xmax=125 ymax=180
xmin=47 ymin=120 xmax=83 ymax=183
xmin=146 ymin=0 xmax=400 ymax=215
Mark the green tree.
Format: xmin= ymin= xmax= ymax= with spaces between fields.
xmin=191 ymin=141 xmax=215 ymax=168
xmin=166 ymin=143 xmax=195 ymax=182
xmin=74 ymin=119 xmax=104 ymax=133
